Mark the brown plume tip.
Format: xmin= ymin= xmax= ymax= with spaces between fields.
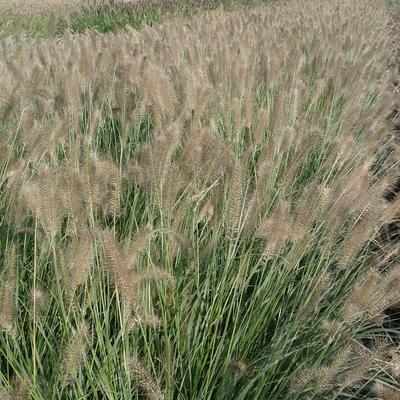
xmin=10 ymin=375 xmax=32 ymax=400
xmin=373 ymin=381 xmax=400 ymax=400
xmin=128 ymin=356 xmax=163 ymax=400
xmin=228 ymin=360 xmax=249 ymax=377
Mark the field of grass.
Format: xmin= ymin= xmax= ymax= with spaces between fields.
xmin=0 ymin=0 xmax=400 ymax=399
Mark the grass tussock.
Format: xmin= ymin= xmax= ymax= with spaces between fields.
xmin=0 ymin=0 xmax=399 ymax=399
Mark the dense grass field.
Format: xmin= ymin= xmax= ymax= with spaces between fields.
xmin=0 ymin=0 xmax=400 ymax=399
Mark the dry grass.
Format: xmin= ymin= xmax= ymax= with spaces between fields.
xmin=0 ymin=0 xmax=399 ymax=399
xmin=0 ymin=0 xmax=84 ymax=17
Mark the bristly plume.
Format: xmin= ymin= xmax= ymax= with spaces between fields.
xmin=198 ymin=200 xmax=214 ymax=222
xmin=228 ymin=360 xmax=249 ymax=377
xmin=390 ymin=352 xmax=400 ymax=381
xmin=100 ymin=229 xmax=170 ymax=325
xmin=291 ymin=366 xmax=334 ymax=395
xmin=338 ymin=214 xmax=379 ymax=270
xmin=127 ymin=226 xmax=154 ymax=269
xmin=228 ymin=160 xmax=244 ymax=235
xmin=0 ymin=244 xmax=18 ymax=335
xmin=322 ymin=319 xmax=344 ymax=338
xmin=369 ymin=265 xmax=400 ymax=320
xmin=9 ymin=375 xmax=32 ymax=400
xmin=64 ymin=230 xmax=94 ymax=305
xmin=65 ymin=64 xmax=81 ymax=132
xmin=30 ymin=287 xmax=48 ymax=318
xmin=61 ymin=323 xmax=90 ymax=385
xmin=256 ymin=201 xmax=293 ymax=260
xmin=136 ymin=267 xmax=174 ymax=287
xmin=337 ymin=349 xmax=372 ymax=390
xmin=373 ymin=382 xmax=400 ymax=400
xmin=100 ymin=229 xmax=138 ymax=312
xmin=129 ymin=356 xmax=163 ymax=400
xmin=0 ymin=387 xmax=10 ymax=400
xmin=342 ymin=268 xmax=380 ymax=322
xmin=20 ymin=167 xmax=64 ymax=238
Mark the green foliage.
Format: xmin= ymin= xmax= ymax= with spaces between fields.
xmin=0 ymin=14 xmax=67 ymax=37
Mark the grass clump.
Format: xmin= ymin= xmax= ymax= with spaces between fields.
xmin=0 ymin=0 xmax=400 ymax=399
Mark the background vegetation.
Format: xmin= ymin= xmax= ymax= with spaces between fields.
xmin=0 ymin=0 xmax=269 ymax=38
